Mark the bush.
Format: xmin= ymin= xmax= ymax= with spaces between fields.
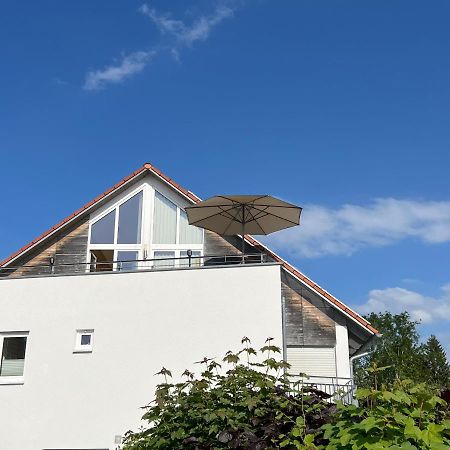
xmin=122 ymin=338 xmax=334 ymax=449
xmin=322 ymin=378 xmax=450 ymax=449
xmin=122 ymin=338 xmax=450 ymax=450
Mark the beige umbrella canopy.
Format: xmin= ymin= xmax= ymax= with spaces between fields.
xmin=185 ymin=195 xmax=302 ymax=258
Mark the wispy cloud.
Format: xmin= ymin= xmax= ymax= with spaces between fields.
xmin=139 ymin=3 xmax=234 ymax=48
xmin=84 ymin=50 xmax=155 ymax=91
xmin=357 ymin=283 xmax=450 ymax=325
xmin=266 ymin=198 xmax=450 ymax=258
xmin=53 ymin=77 xmax=69 ymax=86
xmin=83 ymin=2 xmax=238 ymax=90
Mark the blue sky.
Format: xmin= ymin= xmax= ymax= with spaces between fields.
xmin=1 ymin=1 xmax=450 ymax=350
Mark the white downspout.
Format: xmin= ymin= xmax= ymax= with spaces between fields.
xmin=349 ymin=333 xmax=382 ymax=381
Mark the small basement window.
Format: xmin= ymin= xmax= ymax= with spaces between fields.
xmin=74 ymin=329 xmax=94 ymax=353
xmin=0 ymin=333 xmax=28 ymax=384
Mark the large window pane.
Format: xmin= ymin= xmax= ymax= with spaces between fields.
xmin=153 ymin=251 xmax=175 ymax=269
xmin=179 ymin=210 xmax=203 ymax=245
xmin=118 ymin=192 xmax=143 ymax=244
xmin=117 ymin=251 xmax=139 ymax=271
xmin=90 ymin=210 xmax=116 ymax=244
xmin=153 ymin=192 xmax=177 ymax=244
xmin=0 ymin=337 xmax=27 ymax=377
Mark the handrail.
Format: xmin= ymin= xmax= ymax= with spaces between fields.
xmin=288 ymin=375 xmax=353 ymax=382
xmin=288 ymin=374 xmax=357 ymax=405
xmin=0 ymin=253 xmax=271 ymax=277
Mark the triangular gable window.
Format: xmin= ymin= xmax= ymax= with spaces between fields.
xmin=90 ymin=210 xmax=116 ymax=244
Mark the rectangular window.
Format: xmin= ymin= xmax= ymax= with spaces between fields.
xmin=153 ymin=192 xmax=177 ymax=244
xmin=179 ymin=210 xmax=203 ymax=245
xmin=0 ymin=334 xmax=28 ymax=381
xmin=117 ymin=251 xmax=139 ymax=271
xmin=117 ymin=192 xmax=143 ymax=244
xmin=74 ymin=329 xmax=94 ymax=353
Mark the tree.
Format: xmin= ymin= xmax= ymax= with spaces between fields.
xmin=354 ymin=311 xmax=425 ymax=388
xmin=422 ymin=335 xmax=450 ymax=390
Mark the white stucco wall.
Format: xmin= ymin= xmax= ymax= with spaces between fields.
xmin=0 ymin=264 xmax=282 ymax=450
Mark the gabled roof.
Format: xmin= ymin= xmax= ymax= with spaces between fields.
xmin=0 ymin=163 xmax=378 ymax=335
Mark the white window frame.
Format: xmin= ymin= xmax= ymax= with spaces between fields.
xmin=151 ymin=191 xmax=203 ymax=264
xmin=87 ymin=184 xmax=147 ymax=271
xmin=0 ymin=331 xmax=29 ymax=385
xmin=86 ymin=181 xmax=204 ymax=272
xmin=74 ymin=329 xmax=94 ymax=353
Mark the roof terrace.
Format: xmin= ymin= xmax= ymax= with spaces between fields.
xmin=0 ymin=253 xmax=273 ymax=279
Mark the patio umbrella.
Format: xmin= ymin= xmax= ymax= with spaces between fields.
xmin=185 ymin=195 xmax=302 ymax=261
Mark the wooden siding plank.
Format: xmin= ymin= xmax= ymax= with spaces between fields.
xmin=282 ymin=271 xmax=336 ymax=347
xmin=3 ymin=219 xmax=89 ymax=278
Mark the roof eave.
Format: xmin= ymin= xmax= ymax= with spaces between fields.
xmin=243 ymin=235 xmax=378 ymax=335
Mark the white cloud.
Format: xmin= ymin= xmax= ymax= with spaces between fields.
xmin=357 ymin=284 xmax=450 ymax=324
xmin=265 ymin=198 xmax=450 ymax=258
xmin=84 ymin=50 xmax=156 ymax=90
xmin=139 ymin=3 xmax=234 ymax=47
xmin=84 ymin=2 xmax=237 ymax=90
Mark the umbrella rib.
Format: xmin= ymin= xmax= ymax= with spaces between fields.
xmin=217 ymin=206 xmax=244 ymax=232
xmin=216 ymin=195 xmax=267 ymax=203
xmin=247 ymin=195 xmax=269 ymax=204
xmin=186 ymin=205 xmax=238 ymax=225
xmin=249 ymin=206 xmax=271 ymax=220
xmin=246 ymin=204 xmax=301 ymax=209
xmin=222 ymin=215 xmax=239 ymax=235
xmin=246 ymin=208 xmax=267 ymax=234
xmin=248 ymin=205 xmax=300 ymax=226
xmin=218 ymin=207 xmax=240 ymax=221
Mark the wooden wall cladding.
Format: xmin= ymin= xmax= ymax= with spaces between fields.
xmin=282 ymin=271 xmax=336 ymax=347
xmin=205 ymin=230 xmax=337 ymax=346
xmin=204 ymin=230 xmax=256 ymax=257
xmin=2 ymin=218 xmax=89 ymax=278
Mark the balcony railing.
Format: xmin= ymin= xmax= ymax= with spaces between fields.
xmin=0 ymin=253 xmax=272 ymax=278
xmin=289 ymin=375 xmax=356 ymax=405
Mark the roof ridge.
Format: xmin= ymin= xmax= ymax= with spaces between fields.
xmin=0 ymin=163 xmax=378 ymax=335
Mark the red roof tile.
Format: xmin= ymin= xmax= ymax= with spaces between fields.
xmin=0 ymin=163 xmax=378 ymax=335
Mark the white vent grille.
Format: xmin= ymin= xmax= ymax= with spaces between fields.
xmin=286 ymin=346 xmax=337 ymax=377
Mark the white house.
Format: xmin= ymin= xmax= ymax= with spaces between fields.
xmin=0 ymin=163 xmax=378 ymax=450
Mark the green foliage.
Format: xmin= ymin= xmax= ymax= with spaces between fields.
xmin=423 ymin=335 xmax=450 ymax=390
xmin=122 ymin=338 xmax=334 ymax=450
xmin=355 ymin=312 xmax=423 ymax=388
xmin=322 ymin=378 xmax=450 ymax=449
xmin=122 ymin=337 xmax=450 ymax=450
xmin=355 ymin=312 xmax=450 ymax=390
